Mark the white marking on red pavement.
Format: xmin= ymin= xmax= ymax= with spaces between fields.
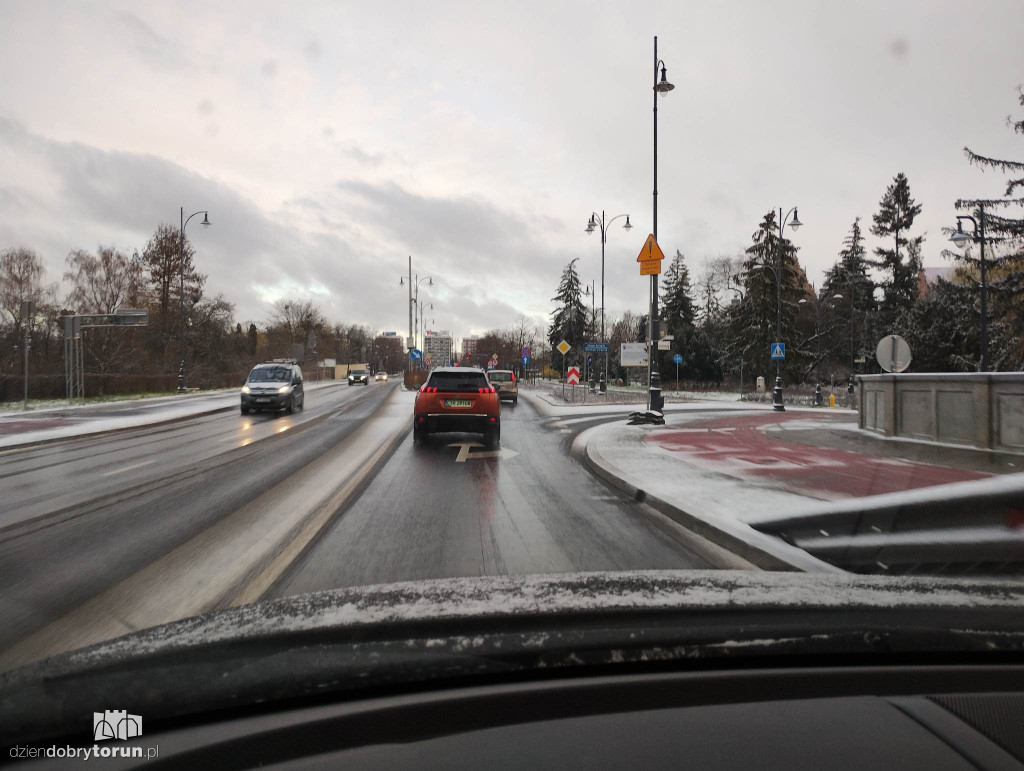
xmin=648 ymin=412 xmax=990 ymax=499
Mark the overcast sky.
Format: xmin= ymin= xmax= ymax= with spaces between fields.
xmin=1 ymin=0 xmax=1022 ymax=342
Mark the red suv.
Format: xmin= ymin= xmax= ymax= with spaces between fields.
xmin=414 ymin=368 xmax=501 ymax=447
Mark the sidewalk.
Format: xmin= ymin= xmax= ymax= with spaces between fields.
xmin=0 ymin=381 xmax=344 ymax=450
xmin=576 ymin=409 xmax=1020 ymax=572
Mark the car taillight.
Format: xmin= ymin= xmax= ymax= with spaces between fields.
xmin=490 ymin=386 xmax=496 ymax=394
xmin=510 ymin=373 xmax=515 ymax=381
xmin=420 ymin=385 xmax=427 ymax=393
xmin=478 ymin=387 xmax=484 ymax=393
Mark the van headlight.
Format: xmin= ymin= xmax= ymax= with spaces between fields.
xmin=277 ymin=385 xmax=292 ymax=394
xmin=241 ymin=385 xmax=250 ymax=394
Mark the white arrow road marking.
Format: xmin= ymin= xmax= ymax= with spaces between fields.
xmin=447 ymin=442 xmax=520 ymax=462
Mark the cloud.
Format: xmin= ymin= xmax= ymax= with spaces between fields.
xmin=0 ymin=119 xmax=550 ymax=334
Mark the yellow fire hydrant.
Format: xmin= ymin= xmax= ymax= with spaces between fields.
xmin=829 ymin=393 xmax=836 ymax=408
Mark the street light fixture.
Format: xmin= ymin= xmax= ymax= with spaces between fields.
xmin=584 ymin=211 xmax=631 ymax=392
xmin=178 ymin=207 xmax=211 ymax=393
xmin=949 ymin=208 xmax=989 ymax=371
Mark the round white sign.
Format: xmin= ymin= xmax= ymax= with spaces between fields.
xmin=875 ymin=335 xmax=912 ymax=373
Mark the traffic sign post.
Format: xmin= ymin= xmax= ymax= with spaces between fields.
xmin=410 ymin=348 xmax=423 ymax=361
xmin=770 ymin=343 xmax=786 ymax=360
xmin=636 ymin=234 xmax=667 ymax=416
xmin=673 ymin=352 xmax=682 ymax=390
xmin=567 ymin=366 xmax=580 ymax=386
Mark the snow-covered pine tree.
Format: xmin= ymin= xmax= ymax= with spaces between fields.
xmin=870 ymin=173 xmax=924 ymax=329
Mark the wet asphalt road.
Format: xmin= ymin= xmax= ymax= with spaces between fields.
xmin=273 ymin=395 xmax=714 ymax=597
xmin=0 ymin=381 xmax=394 ymax=652
xmin=0 ymin=384 xmax=722 ymax=666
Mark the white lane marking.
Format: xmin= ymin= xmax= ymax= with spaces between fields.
xmin=101 ymin=459 xmax=155 ymax=477
xmin=447 ymin=442 xmax=519 ymax=462
xmin=559 ymin=428 xmax=571 ymax=433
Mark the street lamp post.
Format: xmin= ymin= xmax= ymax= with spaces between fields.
xmin=950 ymin=206 xmax=989 ymax=371
xmin=177 ymin=208 xmax=210 ymax=393
xmin=399 ymin=264 xmax=433 ymax=373
xmin=419 ymin=302 xmax=434 ymax=366
xmin=768 ymin=206 xmax=802 ymax=411
xmin=586 ymin=211 xmax=632 ymax=392
xmin=584 ymin=280 xmax=596 ymax=385
xmin=649 ymin=35 xmax=675 ymax=417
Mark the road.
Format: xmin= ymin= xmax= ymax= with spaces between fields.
xmin=0 ymin=384 xmax=725 ymax=670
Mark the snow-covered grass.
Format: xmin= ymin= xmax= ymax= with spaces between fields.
xmin=0 ymin=390 xmax=221 ymax=417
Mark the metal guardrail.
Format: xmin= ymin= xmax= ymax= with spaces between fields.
xmin=748 ymin=475 xmax=1024 ymax=576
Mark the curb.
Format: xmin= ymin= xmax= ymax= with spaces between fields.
xmin=574 ymin=425 xmax=844 ymax=574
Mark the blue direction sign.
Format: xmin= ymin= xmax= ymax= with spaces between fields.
xmin=583 ymin=342 xmax=610 ymax=353
xmin=673 ymin=353 xmax=682 ymax=364
xmin=521 ymin=355 xmax=530 ymax=366
xmin=410 ymin=348 xmax=423 ymax=361
xmin=770 ymin=343 xmax=786 ymax=360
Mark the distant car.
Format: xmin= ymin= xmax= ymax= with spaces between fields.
xmin=348 ymin=368 xmax=370 ymax=386
xmin=375 ymin=371 xmax=388 ymax=382
xmin=241 ymin=363 xmax=304 ymax=414
xmin=414 ymin=367 xmax=500 ymax=448
xmin=487 ymin=369 xmax=517 ymax=404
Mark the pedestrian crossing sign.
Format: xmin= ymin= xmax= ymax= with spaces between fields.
xmin=771 ymin=343 xmax=785 ymax=360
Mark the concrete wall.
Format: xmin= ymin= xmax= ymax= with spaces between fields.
xmin=859 ymin=373 xmax=1024 ymax=453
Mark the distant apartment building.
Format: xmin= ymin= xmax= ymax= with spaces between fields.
xmin=424 ymin=330 xmax=453 ymax=367
xmin=461 ymin=336 xmax=480 ymax=360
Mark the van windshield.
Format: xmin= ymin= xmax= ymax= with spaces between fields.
xmin=248 ymin=367 xmax=291 ymax=382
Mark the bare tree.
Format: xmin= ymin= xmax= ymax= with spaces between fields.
xmin=64 ymin=247 xmax=145 ymax=313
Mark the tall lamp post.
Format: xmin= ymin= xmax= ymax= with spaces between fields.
xmin=648 ymin=36 xmax=675 ymax=416
xmin=586 ymin=211 xmax=632 ymax=392
xmin=399 ymin=264 xmax=433 ymax=373
xmin=762 ymin=206 xmax=802 ymax=411
xmin=584 ymin=280 xmax=595 ymax=384
xmin=178 ymin=208 xmax=210 ymax=393
xmin=419 ymin=302 xmax=434 ymax=365
xmin=950 ymin=206 xmax=989 ymax=371
xmin=798 ymin=293 xmax=842 ymax=382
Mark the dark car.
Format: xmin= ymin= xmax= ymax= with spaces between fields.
xmin=241 ymin=363 xmax=304 ymax=414
xmin=348 ymin=368 xmax=370 ymax=386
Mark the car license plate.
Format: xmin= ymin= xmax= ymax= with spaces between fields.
xmin=444 ymin=399 xmax=472 ymax=408
xmin=255 ymin=398 xmax=271 ymax=403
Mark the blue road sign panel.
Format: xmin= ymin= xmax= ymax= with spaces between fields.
xmin=410 ymin=348 xmax=423 ymax=361
xmin=583 ymin=342 xmax=610 ymax=353
xmin=770 ymin=343 xmax=785 ymax=360
xmin=521 ymin=356 xmax=530 ymax=366
xmin=673 ymin=353 xmax=682 ymax=364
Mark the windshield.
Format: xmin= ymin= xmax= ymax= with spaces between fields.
xmin=3 ymin=0 xmax=1024 ymax=742
xmin=427 ymin=371 xmax=488 ymax=392
xmin=248 ymin=367 xmax=291 ymax=382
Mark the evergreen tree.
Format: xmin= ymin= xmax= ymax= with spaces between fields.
xmin=870 ymin=173 xmax=924 ymax=327
xmin=820 ymin=217 xmax=877 ymax=374
xmin=896 ymin=279 xmax=981 ymax=372
xmin=726 ymin=211 xmax=809 ymax=384
xmin=949 ymin=87 xmax=1024 ymax=369
xmin=247 ymin=323 xmax=258 ymax=355
xmin=548 ymin=258 xmax=587 ymax=364
xmin=661 ymin=250 xmax=696 ymax=338
xmin=140 ymin=224 xmax=207 ymax=345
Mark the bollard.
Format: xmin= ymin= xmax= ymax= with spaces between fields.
xmin=829 ymin=393 xmax=836 ymax=408
xmin=813 ymin=383 xmax=822 ymax=407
